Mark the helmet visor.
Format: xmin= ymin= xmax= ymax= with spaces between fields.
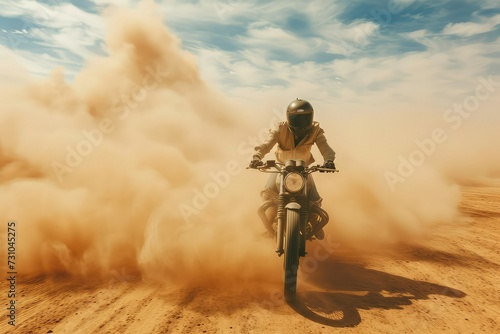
xmin=288 ymin=113 xmax=313 ymax=128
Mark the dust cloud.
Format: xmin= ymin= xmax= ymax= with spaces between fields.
xmin=313 ymin=93 xmax=500 ymax=247
xmin=0 ymin=2 xmax=498 ymax=285
xmin=0 ymin=2 xmax=277 ymax=284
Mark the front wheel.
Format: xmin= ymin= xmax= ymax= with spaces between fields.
xmin=284 ymin=207 xmax=300 ymax=303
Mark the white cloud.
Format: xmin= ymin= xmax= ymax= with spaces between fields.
xmin=208 ymin=36 xmax=500 ymax=113
xmin=405 ymin=29 xmax=456 ymax=52
xmin=238 ymin=23 xmax=320 ymax=59
xmin=1 ymin=45 xmax=79 ymax=79
xmin=35 ymin=27 xmax=100 ymax=58
xmin=90 ymin=0 xmax=138 ymax=6
xmin=0 ymin=1 xmax=104 ymax=43
xmin=0 ymin=0 xmax=105 ymax=76
xmin=318 ymin=20 xmax=380 ymax=55
xmin=156 ymin=0 xmax=257 ymax=26
xmin=443 ymin=14 xmax=500 ymax=37
xmin=1 ymin=29 xmax=28 ymax=34
xmin=0 ymin=0 xmax=56 ymax=18
xmin=1 ymin=0 xmax=498 ymax=113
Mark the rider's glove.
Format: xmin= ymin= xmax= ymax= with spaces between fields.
xmin=323 ymin=160 xmax=336 ymax=170
xmin=249 ymin=157 xmax=263 ymax=169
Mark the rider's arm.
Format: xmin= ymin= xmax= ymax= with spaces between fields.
xmin=253 ymin=125 xmax=280 ymax=160
xmin=315 ymin=128 xmax=336 ymax=162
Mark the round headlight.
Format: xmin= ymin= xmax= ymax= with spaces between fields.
xmin=284 ymin=172 xmax=305 ymax=193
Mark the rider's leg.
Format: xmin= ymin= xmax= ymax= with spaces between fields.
xmin=260 ymin=174 xmax=278 ymax=234
xmin=307 ymin=175 xmax=326 ymax=240
xmin=307 ymin=175 xmax=323 ymax=206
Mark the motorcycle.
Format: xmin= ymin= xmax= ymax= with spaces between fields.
xmin=248 ymin=159 xmax=338 ymax=302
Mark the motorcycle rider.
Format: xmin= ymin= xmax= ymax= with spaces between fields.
xmin=249 ymin=98 xmax=336 ymax=239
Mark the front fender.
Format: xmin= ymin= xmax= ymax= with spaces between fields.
xmin=277 ymin=201 xmax=304 ymax=257
xmin=285 ymin=202 xmax=301 ymax=211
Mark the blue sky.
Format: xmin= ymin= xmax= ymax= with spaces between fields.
xmin=0 ymin=0 xmax=499 ymax=108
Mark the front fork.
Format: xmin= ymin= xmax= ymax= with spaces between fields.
xmin=275 ymin=195 xmax=286 ymax=256
xmin=275 ymin=198 xmax=307 ymax=257
xmin=257 ymin=171 xmax=309 ymax=257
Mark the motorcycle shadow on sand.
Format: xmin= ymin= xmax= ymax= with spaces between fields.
xmin=289 ymin=256 xmax=466 ymax=328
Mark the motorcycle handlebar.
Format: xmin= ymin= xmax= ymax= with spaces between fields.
xmin=310 ymin=166 xmax=340 ymax=173
xmin=247 ymin=161 xmax=338 ymax=174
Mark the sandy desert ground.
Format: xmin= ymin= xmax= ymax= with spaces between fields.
xmin=1 ymin=185 xmax=499 ymax=334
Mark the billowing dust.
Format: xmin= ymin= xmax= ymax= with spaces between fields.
xmin=0 ymin=3 xmax=499 ymax=285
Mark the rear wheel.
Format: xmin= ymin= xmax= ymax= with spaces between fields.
xmin=284 ymin=208 xmax=300 ymax=303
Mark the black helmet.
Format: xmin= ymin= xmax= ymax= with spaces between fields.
xmin=286 ymin=98 xmax=314 ymax=136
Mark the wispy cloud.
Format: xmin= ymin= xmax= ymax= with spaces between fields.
xmin=0 ymin=0 xmax=498 ymax=109
xmin=443 ymin=14 xmax=500 ymax=37
xmin=0 ymin=0 xmax=104 ymax=77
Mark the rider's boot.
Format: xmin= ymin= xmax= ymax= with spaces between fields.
xmin=308 ymin=212 xmax=325 ymax=240
xmin=315 ymin=228 xmax=325 ymax=240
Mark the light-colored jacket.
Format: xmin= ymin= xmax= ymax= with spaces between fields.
xmin=253 ymin=121 xmax=335 ymax=165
